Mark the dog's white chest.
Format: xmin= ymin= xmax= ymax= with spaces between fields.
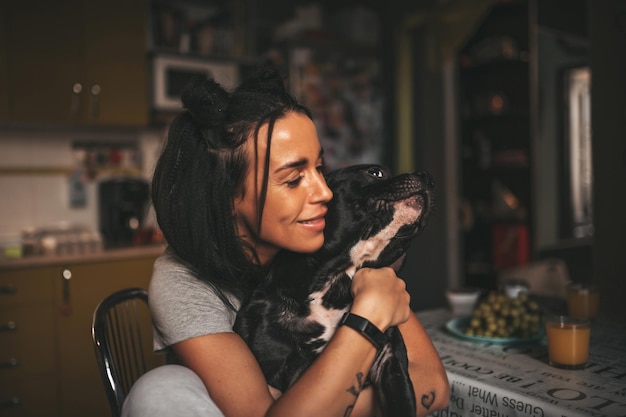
xmin=307 ymin=289 xmax=348 ymax=352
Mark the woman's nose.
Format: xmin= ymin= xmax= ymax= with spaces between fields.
xmin=313 ymin=174 xmax=333 ymax=203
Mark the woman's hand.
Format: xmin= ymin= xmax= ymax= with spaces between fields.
xmin=350 ymin=267 xmax=412 ymax=331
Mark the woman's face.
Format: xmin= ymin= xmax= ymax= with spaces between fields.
xmin=234 ymin=112 xmax=333 ymax=265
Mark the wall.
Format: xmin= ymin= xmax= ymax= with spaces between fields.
xmin=589 ymin=1 xmax=626 ymax=320
xmin=394 ymin=23 xmax=453 ymax=312
xmin=0 ymin=129 xmax=164 ymax=246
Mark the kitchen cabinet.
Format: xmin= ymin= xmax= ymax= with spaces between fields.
xmin=54 ymin=256 xmax=164 ymax=417
xmin=2 ymin=0 xmax=149 ymax=127
xmin=0 ymin=253 xmax=164 ymax=417
xmin=0 ymin=267 xmax=58 ymax=416
xmin=457 ymin=1 xmax=532 ymax=289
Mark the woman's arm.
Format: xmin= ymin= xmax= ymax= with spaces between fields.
xmin=398 ymin=313 xmax=450 ymax=416
xmin=174 ymin=319 xmax=382 ymax=417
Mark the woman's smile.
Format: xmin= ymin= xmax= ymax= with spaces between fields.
xmin=297 ymin=211 xmax=327 ymax=232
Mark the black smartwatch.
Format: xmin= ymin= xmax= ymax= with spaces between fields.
xmin=339 ymin=312 xmax=388 ymax=350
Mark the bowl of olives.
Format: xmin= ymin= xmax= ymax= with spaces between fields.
xmin=446 ymin=290 xmax=545 ymax=343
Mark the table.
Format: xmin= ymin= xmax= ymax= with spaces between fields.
xmin=418 ymin=309 xmax=626 ymax=417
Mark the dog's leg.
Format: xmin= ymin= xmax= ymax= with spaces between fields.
xmin=369 ymin=327 xmax=416 ymax=417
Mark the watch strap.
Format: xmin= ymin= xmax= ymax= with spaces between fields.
xmin=339 ymin=312 xmax=388 ymax=350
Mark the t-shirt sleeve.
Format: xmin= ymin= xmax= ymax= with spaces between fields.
xmin=148 ymin=250 xmax=239 ymax=351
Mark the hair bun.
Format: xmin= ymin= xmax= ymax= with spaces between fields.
xmin=181 ymin=76 xmax=230 ymax=128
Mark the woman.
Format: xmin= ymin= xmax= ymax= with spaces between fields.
xmin=123 ymin=66 xmax=449 ymax=417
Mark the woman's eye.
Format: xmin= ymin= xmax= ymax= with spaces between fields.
xmin=286 ymin=176 xmax=303 ymax=188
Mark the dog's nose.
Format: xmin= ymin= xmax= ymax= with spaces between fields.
xmin=415 ymin=171 xmax=434 ymax=189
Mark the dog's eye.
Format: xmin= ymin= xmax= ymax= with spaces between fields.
xmin=367 ymin=167 xmax=385 ymax=179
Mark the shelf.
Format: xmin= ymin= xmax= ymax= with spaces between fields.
xmin=457 ymin=0 xmax=531 ymax=287
xmin=149 ymin=0 xmax=245 ymax=58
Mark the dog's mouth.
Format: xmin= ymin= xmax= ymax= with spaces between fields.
xmin=394 ymin=191 xmax=431 ymax=238
xmin=403 ymin=191 xmax=430 ymax=212
xmin=376 ymin=170 xmax=432 ymax=203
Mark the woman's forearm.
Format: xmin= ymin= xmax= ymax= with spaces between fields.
xmin=399 ymin=313 xmax=450 ymax=416
xmin=267 ymin=324 xmax=380 ymax=417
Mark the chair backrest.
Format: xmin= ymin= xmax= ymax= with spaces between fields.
xmin=91 ymin=287 xmax=161 ymax=417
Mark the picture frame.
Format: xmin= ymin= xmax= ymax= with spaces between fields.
xmin=152 ymin=54 xmax=239 ymax=111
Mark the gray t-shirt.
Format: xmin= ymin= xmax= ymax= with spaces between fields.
xmin=149 ymin=248 xmax=241 ymax=352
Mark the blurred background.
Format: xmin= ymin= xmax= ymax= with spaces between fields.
xmin=1 ymin=0 xmax=625 ymax=413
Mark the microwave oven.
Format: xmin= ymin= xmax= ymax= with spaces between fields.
xmin=152 ymin=54 xmax=240 ymax=111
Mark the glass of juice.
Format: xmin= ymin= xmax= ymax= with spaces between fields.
xmin=545 ymin=316 xmax=591 ymax=369
xmin=567 ymin=284 xmax=600 ymax=319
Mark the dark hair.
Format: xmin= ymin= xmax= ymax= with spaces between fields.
xmin=151 ymin=65 xmax=312 ymax=310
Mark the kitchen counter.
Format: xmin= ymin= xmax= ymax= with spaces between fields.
xmin=0 ymin=243 xmax=165 ymax=271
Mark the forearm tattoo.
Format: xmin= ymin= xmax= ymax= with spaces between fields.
xmin=343 ymin=375 xmax=435 ymax=416
xmin=346 ymin=372 xmax=367 ymax=398
xmin=343 ymin=372 xmax=367 ymax=417
xmin=421 ymin=390 xmax=436 ymax=410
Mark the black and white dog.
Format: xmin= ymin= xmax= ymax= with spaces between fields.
xmin=234 ymin=164 xmax=434 ymax=417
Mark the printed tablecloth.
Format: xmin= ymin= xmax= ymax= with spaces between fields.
xmin=418 ymin=309 xmax=626 ymax=417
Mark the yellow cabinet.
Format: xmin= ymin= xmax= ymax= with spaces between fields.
xmin=0 ymin=252 xmax=163 ymax=417
xmin=54 ymin=256 xmax=163 ymax=417
xmin=2 ymin=0 xmax=149 ymax=127
xmin=0 ymin=266 xmax=58 ymax=417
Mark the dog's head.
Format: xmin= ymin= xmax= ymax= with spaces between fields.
xmin=321 ymin=164 xmax=434 ymax=274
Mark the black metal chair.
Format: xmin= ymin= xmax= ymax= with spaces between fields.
xmin=91 ymin=287 xmax=162 ymax=417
